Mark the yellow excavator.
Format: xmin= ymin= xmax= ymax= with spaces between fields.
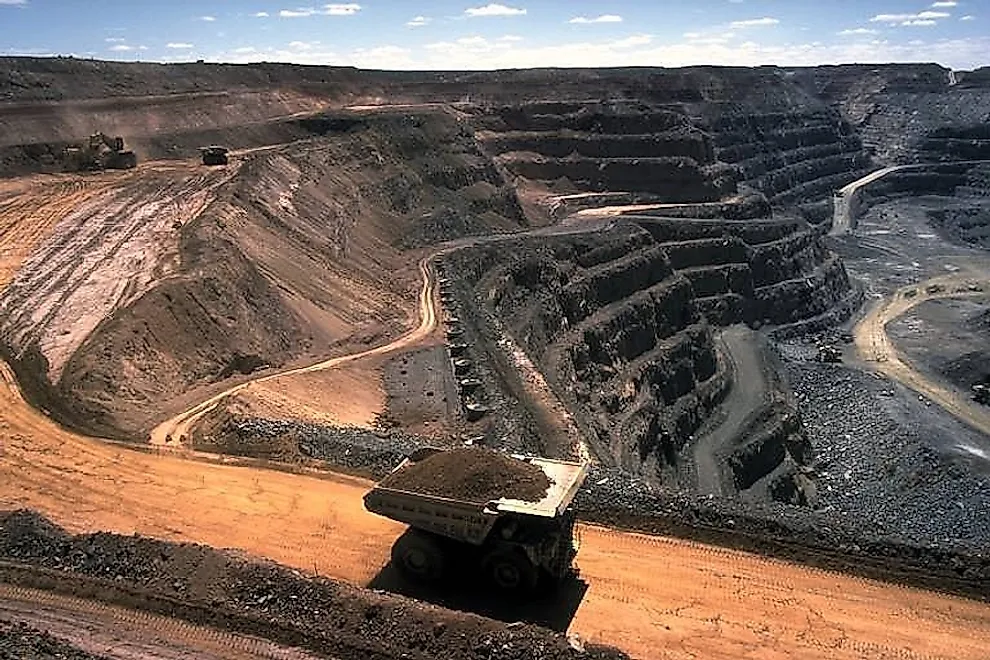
xmin=63 ymin=132 xmax=138 ymax=171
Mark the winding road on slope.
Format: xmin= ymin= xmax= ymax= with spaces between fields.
xmin=3 ymin=165 xmax=990 ymax=659
xmin=832 ymin=163 xmax=990 ymax=435
xmin=149 ymin=254 xmax=440 ymax=446
xmin=150 ymin=220 xmax=608 ymax=460
xmin=692 ymin=327 xmax=770 ymax=496
xmin=854 ymin=270 xmax=990 ymax=436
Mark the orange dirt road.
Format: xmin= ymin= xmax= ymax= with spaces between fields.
xmin=2 ymin=362 xmax=989 ymax=659
xmin=3 ymin=171 xmax=990 ymax=659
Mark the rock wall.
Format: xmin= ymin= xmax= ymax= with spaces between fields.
xmin=631 ymin=215 xmax=853 ymax=326
xmin=705 ymin=110 xmax=872 ymax=206
xmin=471 ymin=102 xmax=726 ymax=202
xmin=792 ymin=63 xmax=990 ymax=165
xmin=448 ymin=227 xmax=729 ymax=477
xmin=448 ymin=217 xmax=841 ymax=486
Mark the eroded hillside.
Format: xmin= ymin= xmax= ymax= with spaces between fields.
xmin=0 ymin=112 xmax=525 ymax=437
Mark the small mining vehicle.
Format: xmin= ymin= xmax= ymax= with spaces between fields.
xmin=364 ymin=447 xmax=589 ymax=593
xmin=200 ymin=145 xmax=229 ymax=166
xmin=64 ymin=133 xmax=137 ymax=171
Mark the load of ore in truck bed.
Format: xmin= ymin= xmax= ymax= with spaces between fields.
xmin=381 ymin=448 xmax=553 ymax=503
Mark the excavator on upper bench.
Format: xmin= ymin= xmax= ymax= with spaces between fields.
xmin=63 ymin=132 xmax=138 ymax=171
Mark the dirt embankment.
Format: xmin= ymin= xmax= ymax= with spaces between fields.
xmin=0 ymin=510 xmax=625 ymax=660
xmin=0 ymin=112 xmax=526 ymax=439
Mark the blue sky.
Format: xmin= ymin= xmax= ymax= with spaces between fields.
xmin=1 ymin=1 xmax=986 ymax=70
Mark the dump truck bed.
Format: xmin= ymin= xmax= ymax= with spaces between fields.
xmin=363 ymin=448 xmax=588 ymax=546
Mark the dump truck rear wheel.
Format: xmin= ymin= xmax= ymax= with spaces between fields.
xmin=482 ymin=549 xmax=538 ymax=593
xmin=391 ymin=529 xmax=446 ymax=583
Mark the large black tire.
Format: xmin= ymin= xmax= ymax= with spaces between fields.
xmin=481 ymin=548 xmax=539 ymax=594
xmin=391 ymin=529 xmax=446 ymax=583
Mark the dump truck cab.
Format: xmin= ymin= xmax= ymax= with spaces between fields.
xmin=364 ymin=447 xmax=588 ymax=593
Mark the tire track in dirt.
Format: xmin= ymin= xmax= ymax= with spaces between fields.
xmin=0 ymin=584 xmax=327 ymax=660
xmin=0 ymin=162 xmax=237 ymax=382
xmin=0 ymin=177 xmax=113 ymax=289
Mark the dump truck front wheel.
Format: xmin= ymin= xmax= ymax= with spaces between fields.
xmin=482 ymin=549 xmax=538 ymax=593
xmin=392 ymin=528 xmax=446 ymax=583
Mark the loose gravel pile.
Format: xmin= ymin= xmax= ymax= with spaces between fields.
xmin=229 ymin=418 xmax=423 ymax=477
xmin=0 ymin=511 xmax=627 ymax=660
xmin=0 ymin=619 xmax=108 ymax=660
xmin=381 ymin=448 xmax=553 ymax=503
xmin=777 ymin=337 xmax=990 ymax=551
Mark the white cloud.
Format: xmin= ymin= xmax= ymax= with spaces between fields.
xmin=253 ymin=11 xmax=269 ymax=17
xmin=109 ymin=44 xmax=133 ymax=51
xmin=961 ymin=15 xmax=975 ymax=20
xmin=871 ymin=11 xmax=950 ymax=25
xmin=351 ymin=45 xmax=416 ymax=69
xmin=498 ymin=34 xmax=523 ymax=41
xmin=289 ymin=40 xmax=319 ymax=49
xmin=683 ymin=30 xmax=735 ymax=45
xmin=838 ymin=27 xmax=878 ymax=36
xmin=465 ymin=4 xmax=527 ymax=17
xmin=931 ymin=1 xmax=957 ymax=6
xmin=167 ymin=42 xmax=195 ymax=49
xmin=325 ymin=3 xmax=361 ymax=15
xmin=233 ymin=46 xmax=257 ymax=53
xmin=730 ymin=17 xmax=779 ymax=28
xmin=202 ymin=28 xmax=990 ymax=72
xmin=105 ymin=37 xmax=126 ymax=43
xmin=407 ymin=15 xmax=430 ymax=27
xmin=280 ymin=4 xmax=360 ymax=18
xmin=569 ymin=14 xmax=623 ymax=24
xmin=902 ymin=19 xmax=937 ymax=26
xmin=200 ymin=15 xmax=216 ymax=22
xmin=0 ymin=0 xmax=28 ymax=5
xmin=612 ymin=34 xmax=652 ymax=48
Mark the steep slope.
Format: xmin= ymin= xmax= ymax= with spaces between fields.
xmin=446 ymin=221 xmax=823 ymax=491
xmin=792 ymin=63 xmax=990 ymax=164
xmin=0 ymin=112 xmax=525 ymax=438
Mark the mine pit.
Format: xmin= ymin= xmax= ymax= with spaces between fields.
xmin=1 ymin=58 xmax=990 ymax=659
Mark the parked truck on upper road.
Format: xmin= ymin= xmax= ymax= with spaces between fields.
xmin=364 ymin=447 xmax=588 ymax=593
